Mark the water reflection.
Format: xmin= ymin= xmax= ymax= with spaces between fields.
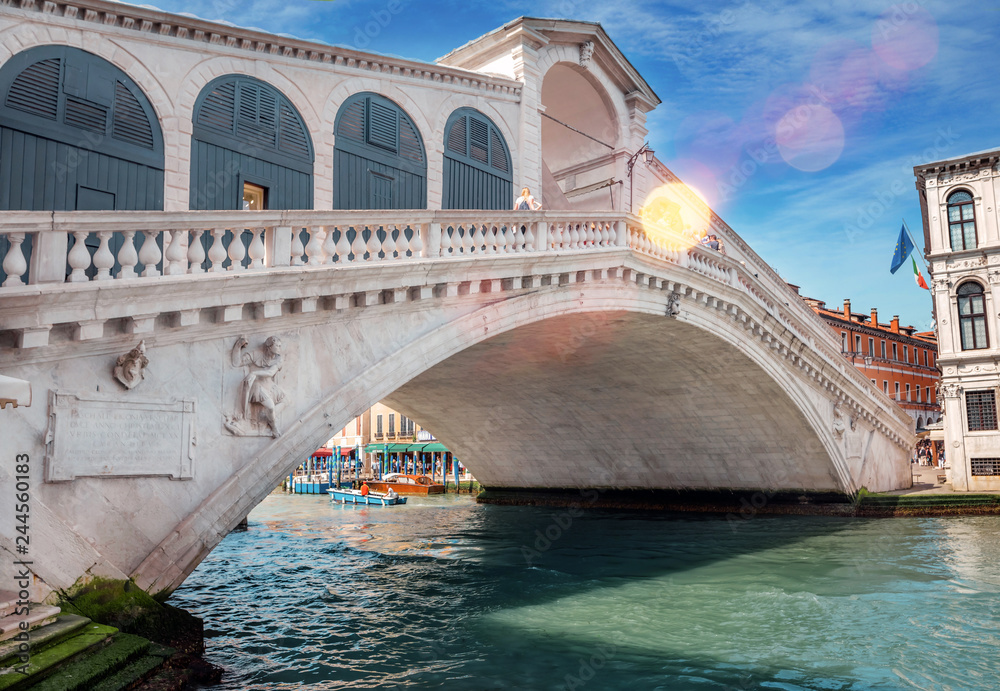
xmin=169 ymin=494 xmax=1000 ymax=690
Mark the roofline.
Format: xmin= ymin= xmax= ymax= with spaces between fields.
xmin=5 ymin=0 xmax=523 ymax=95
xmin=438 ymin=16 xmax=661 ymax=106
xmin=913 ymin=147 xmax=1000 ymax=175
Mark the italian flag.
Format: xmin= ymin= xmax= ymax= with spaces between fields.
xmin=912 ymin=257 xmax=929 ymax=290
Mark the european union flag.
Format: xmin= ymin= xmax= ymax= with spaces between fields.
xmin=890 ymin=224 xmax=913 ymax=274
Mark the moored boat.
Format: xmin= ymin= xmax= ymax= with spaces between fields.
xmin=327 ymin=487 xmax=407 ymax=506
xmin=369 ymin=473 xmax=445 ymax=495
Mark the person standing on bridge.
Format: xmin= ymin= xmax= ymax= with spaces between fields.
xmin=514 ymin=187 xmax=542 ymax=211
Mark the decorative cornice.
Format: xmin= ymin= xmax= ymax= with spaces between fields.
xmin=3 ymin=0 xmax=523 ymax=99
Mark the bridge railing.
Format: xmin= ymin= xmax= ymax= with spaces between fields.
xmin=0 ymin=209 xmax=634 ymax=288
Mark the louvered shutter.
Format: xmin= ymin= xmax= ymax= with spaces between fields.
xmin=64 ymin=96 xmax=107 ymax=133
xmin=278 ymin=101 xmax=310 ymax=160
xmin=337 ymin=99 xmax=365 ymax=142
xmin=469 ymin=117 xmax=489 ymax=164
xmin=490 ymin=130 xmax=508 ymax=173
xmin=5 ymin=58 xmax=60 ymax=120
xmin=447 ymin=115 xmax=466 ymax=155
xmin=399 ymin=117 xmax=424 ymax=164
xmin=368 ymin=99 xmax=398 ymax=152
xmin=112 ymin=81 xmax=154 ymax=149
xmin=198 ymin=81 xmax=236 ymax=133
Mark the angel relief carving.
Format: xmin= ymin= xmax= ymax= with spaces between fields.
xmin=224 ymin=335 xmax=287 ymax=438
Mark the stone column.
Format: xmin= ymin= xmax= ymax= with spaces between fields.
xmin=512 ymin=40 xmax=543 ymax=205
xmin=941 ymin=383 xmax=967 ymax=490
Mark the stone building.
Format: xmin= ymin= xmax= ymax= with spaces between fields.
xmin=914 ymin=148 xmax=1000 ymax=491
xmin=799 ymin=292 xmax=941 ymax=431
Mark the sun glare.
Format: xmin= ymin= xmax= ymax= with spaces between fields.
xmin=638 ymin=183 xmax=712 ymax=250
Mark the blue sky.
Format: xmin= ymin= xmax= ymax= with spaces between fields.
xmin=135 ymin=0 xmax=998 ymax=328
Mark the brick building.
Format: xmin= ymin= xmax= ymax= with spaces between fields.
xmin=796 ymin=291 xmax=941 ymax=430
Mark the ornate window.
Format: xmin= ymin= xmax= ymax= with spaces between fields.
xmin=957 ymin=282 xmax=989 ymax=350
xmin=966 ymin=390 xmax=998 ymax=431
xmin=947 ymin=190 xmax=977 ymax=250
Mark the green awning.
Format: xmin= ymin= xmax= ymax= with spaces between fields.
xmin=362 ymin=442 xmax=451 ymax=454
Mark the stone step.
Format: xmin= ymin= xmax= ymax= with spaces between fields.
xmin=0 ymin=621 xmax=118 ymax=691
xmin=0 ymin=605 xmax=61 ymax=643
xmin=88 ymin=645 xmax=175 ymax=691
xmin=0 ymin=594 xmax=17 ymax=620
xmin=26 ymin=632 xmax=151 ymax=691
xmin=0 ymin=615 xmax=92 ymax=666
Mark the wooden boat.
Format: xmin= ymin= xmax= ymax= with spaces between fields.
xmin=369 ymin=473 xmax=445 ymax=495
xmin=327 ymin=487 xmax=407 ymax=506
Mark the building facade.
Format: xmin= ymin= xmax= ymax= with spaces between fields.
xmin=915 ymin=148 xmax=1000 ymax=491
xmin=799 ymin=292 xmax=941 ymax=431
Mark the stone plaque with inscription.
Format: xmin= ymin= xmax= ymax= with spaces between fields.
xmin=45 ymin=391 xmax=196 ymax=482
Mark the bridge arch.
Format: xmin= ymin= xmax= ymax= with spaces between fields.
xmin=132 ymin=280 xmax=855 ymax=595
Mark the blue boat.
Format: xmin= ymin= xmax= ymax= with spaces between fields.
xmin=327 ymin=487 xmax=407 ymax=506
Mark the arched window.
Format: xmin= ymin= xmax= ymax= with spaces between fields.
xmin=443 ymin=108 xmax=512 ymax=209
xmin=957 ymin=281 xmax=989 ymax=350
xmin=0 ymin=45 xmax=164 ymax=282
xmin=191 ymin=75 xmax=313 ymax=210
xmin=947 ymin=190 xmax=976 ymax=251
xmin=333 ymin=92 xmax=426 ymax=209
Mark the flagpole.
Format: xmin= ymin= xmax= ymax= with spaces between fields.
xmin=901 ymin=218 xmax=930 ymax=272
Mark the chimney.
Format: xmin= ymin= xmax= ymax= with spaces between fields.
xmin=843 ymin=299 xmax=851 ymax=321
xmin=870 ymin=308 xmax=878 ymax=326
xmin=891 ymin=315 xmax=900 ymax=334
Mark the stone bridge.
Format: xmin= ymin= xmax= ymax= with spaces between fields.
xmin=0 ymin=208 xmax=914 ymax=599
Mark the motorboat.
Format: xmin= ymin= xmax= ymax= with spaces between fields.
xmin=369 ymin=473 xmax=445 ymax=495
xmin=327 ymin=487 xmax=407 ymax=506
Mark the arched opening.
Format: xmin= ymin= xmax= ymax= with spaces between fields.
xmin=442 ymin=107 xmax=512 ymax=209
xmin=333 ymin=92 xmax=426 ymax=210
xmin=0 ymin=45 xmax=164 ymax=282
xmin=540 ymin=63 xmax=619 ymax=210
xmin=190 ymin=75 xmax=314 ymax=268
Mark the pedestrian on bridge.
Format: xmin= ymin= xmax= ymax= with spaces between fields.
xmin=514 ymin=187 xmax=542 ymax=211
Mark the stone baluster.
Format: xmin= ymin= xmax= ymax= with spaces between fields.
xmin=164 ymin=229 xmax=186 ymax=275
xmin=503 ymin=224 xmax=515 ymax=254
xmin=382 ymin=225 xmax=397 ymax=259
xmin=334 ymin=227 xmax=351 ymax=263
xmin=290 ymin=228 xmax=305 ymax=266
xmin=227 ymin=229 xmax=246 ymax=271
xmin=139 ymin=230 xmax=162 ymax=277
xmin=350 ymin=227 xmax=367 ymax=261
xmin=410 ymin=224 xmax=424 ymax=258
xmin=117 ymin=230 xmax=139 ymax=278
xmin=1 ymin=233 xmax=28 ymax=287
xmin=569 ymin=223 xmax=581 ymax=249
xmin=323 ymin=226 xmax=339 ymax=264
xmin=583 ymin=223 xmax=595 ymax=247
xmin=461 ymin=226 xmax=474 ymax=255
xmin=396 ymin=226 xmax=410 ymax=258
xmin=208 ymin=228 xmax=227 ymax=272
xmin=470 ymin=224 xmax=483 ymax=254
xmin=511 ymin=223 xmax=523 ymax=252
xmin=366 ymin=226 xmax=382 ymax=260
xmin=92 ymin=231 xmax=115 ymax=280
xmin=67 ymin=231 xmax=91 ymax=282
xmin=523 ymin=223 xmax=535 ymax=252
xmin=305 ymin=226 xmax=326 ymax=265
xmin=187 ymin=230 xmax=205 ymax=274
xmin=248 ymin=227 xmax=266 ymax=269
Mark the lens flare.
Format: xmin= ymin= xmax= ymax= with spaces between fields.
xmin=872 ymin=4 xmax=939 ymax=71
xmin=638 ymin=183 xmax=711 ymax=250
xmin=775 ymin=103 xmax=845 ymax=172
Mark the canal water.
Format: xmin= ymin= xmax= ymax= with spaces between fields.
xmin=169 ymin=493 xmax=1000 ymax=690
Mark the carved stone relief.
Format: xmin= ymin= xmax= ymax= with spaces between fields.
xmin=223 ymin=335 xmax=286 ymax=438
xmin=832 ymin=402 xmax=846 ymax=440
xmin=113 ymin=340 xmax=149 ymax=390
xmin=941 ymin=382 xmax=963 ymax=398
xmin=666 ymin=292 xmax=681 ymax=317
xmin=579 ymin=41 xmax=594 ymax=68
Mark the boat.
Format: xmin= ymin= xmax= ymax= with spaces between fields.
xmin=369 ymin=473 xmax=445 ymax=495
xmin=327 ymin=487 xmax=407 ymax=506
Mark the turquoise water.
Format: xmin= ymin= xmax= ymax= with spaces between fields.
xmin=169 ymin=493 xmax=1000 ymax=690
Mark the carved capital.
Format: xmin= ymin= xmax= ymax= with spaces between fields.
xmin=579 ymin=41 xmax=594 ymax=68
xmin=941 ymin=383 xmax=963 ymax=399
